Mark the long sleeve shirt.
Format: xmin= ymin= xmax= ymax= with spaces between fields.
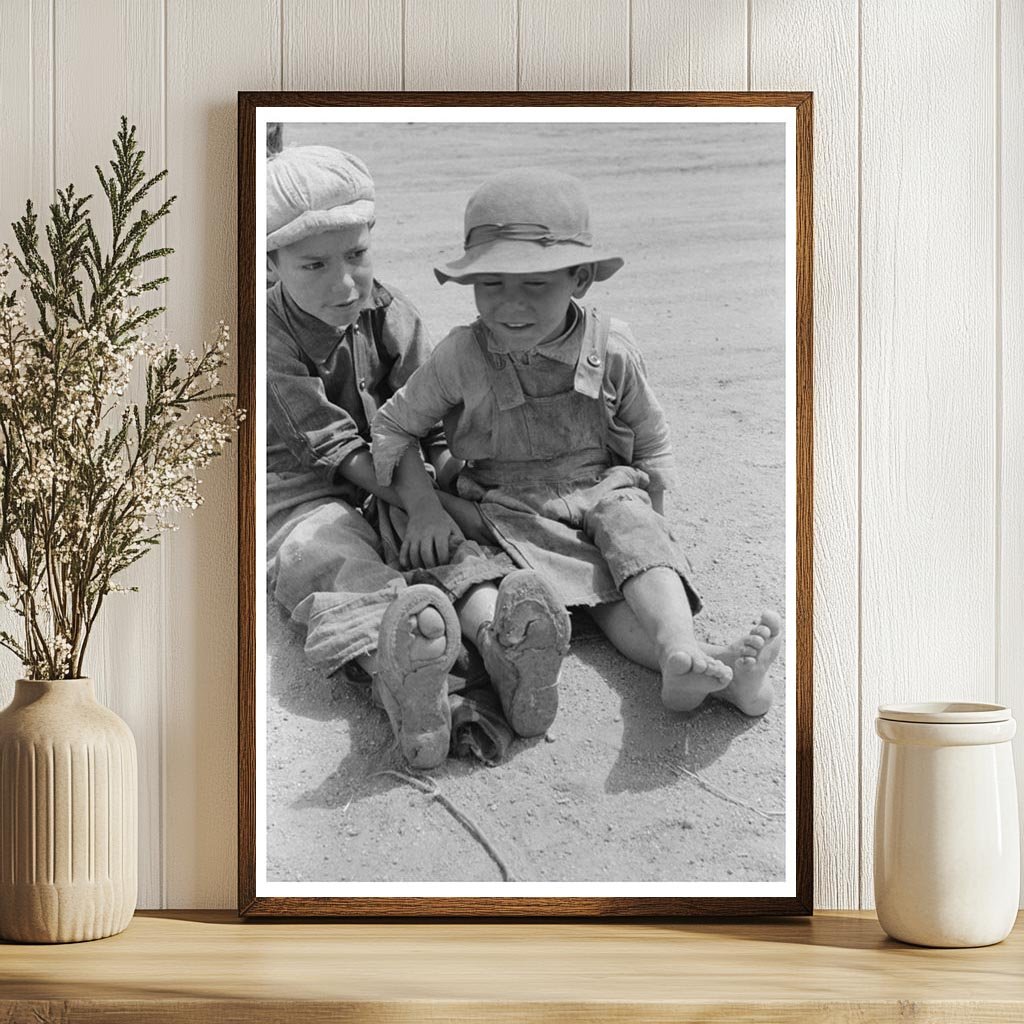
xmin=372 ymin=303 xmax=679 ymax=495
xmin=267 ymin=279 xmax=445 ymax=496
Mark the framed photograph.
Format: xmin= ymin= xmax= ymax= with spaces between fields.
xmin=237 ymin=91 xmax=812 ymax=917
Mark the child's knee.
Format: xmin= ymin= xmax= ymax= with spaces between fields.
xmin=582 ymin=487 xmax=653 ymax=541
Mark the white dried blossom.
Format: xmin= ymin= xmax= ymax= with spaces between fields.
xmin=0 ymin=120 xmax=243 ymax=678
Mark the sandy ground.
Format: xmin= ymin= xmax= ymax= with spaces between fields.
xmin=265 ymin=121 xmax=788 ymax=885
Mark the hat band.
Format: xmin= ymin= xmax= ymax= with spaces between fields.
xmin=465 ymin=223 xmax=593 ymax=251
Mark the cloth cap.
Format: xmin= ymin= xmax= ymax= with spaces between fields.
xmin=434 ymin=169 xmax=624 ymax=284
xmin=267 ymin=146 xmax=375 ymax=251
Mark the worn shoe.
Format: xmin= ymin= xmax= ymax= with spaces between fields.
xmin=376 ymin=584 xmax=461 ymax=769
xmin=477 ymin=570 xmax=571 ymax=737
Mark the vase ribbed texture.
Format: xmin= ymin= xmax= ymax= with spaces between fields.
xmin=0 ymin=678 xmax=137 ymax=943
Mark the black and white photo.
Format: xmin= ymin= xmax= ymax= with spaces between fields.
xmin=238 ymin=95 xmax=812 ymax=916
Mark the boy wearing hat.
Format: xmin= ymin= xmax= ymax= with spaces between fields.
xmin=373 ymin=169 xmax=782 ymax=717
xmin=266 ymin=147 xmax=568 ymax=768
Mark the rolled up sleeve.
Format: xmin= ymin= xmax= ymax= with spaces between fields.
xmin=379 ymin=290 xmax=447 ymax=454
xmin=372 ymin=340 xmax=461 ymax=486
xmin=268 ymin=339 xmax=367 ymax=481
xmin=616 ymin=352 xmax=679 ymax=494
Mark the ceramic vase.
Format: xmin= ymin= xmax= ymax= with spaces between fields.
xmin=874 ymin=702 xmax=1019 ymax=947
xmin=0 ymin=678 xmax=137 ymax=942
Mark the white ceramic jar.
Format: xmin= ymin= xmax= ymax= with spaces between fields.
xmin=874 ymin=702 xmax=1019 ymax=947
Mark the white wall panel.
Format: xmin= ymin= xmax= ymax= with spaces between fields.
xmin=0 ymin=0 xmax=52 ymax=228
xmin=0 ymin=0 xmax=1018 ymax=910
xmin=0 ymin=1 xmax=54 ymax=698
xmin=1000 ymin=0 xmax=1024 ymax=900
xmin=519 ymin=0 xmax=629 ymax=90
xmin=404 ymin=0 xmax=517 ymax=90
xmin=283 ymin=0 xmax=402 ymax=91
xmin=631 ymin=0 xmax=746 ymax=91
xmin=859 ymin=1 xmax=998 ymax=907
xmin=750 ymin=0 xmax=860 ymax=910
xmin=163 ymin=0 xmax=279 ymax=908
xmin=44 ymin=0 xmax=167 ymax=908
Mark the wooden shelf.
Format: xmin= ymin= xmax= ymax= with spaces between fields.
xmin=2 ymin=910 xmax=1022 ymax=1022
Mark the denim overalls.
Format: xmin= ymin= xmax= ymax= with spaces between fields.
xmin=376 ymin=307 xmax=701 ymax=613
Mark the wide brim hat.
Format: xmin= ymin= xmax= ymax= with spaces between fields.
xmin=267 ymin=145 xmax=375 ymax=252
xmin=435 ymin=169 xmax=624 ymax=284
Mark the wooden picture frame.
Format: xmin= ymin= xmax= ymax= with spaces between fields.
xmin=238 ymin=91 xmax=813 ymax=917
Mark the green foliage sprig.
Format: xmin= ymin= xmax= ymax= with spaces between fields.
xmin=0 ymin=117 xmax=242 ymax=679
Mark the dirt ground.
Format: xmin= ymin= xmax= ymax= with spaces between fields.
xmin=265 ymin=120 xmax=788 ymax=885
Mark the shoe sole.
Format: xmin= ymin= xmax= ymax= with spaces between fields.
xmin=376 ymin=584 xmax=460 ymax=768
xmin=486 ymin=570 xmax=571 ymax=737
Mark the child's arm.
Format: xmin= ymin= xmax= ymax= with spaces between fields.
xmin=373 ymin=335 xmax=476 ymax=566
xmin=372 ymin=343 xmax=457 ymax=488
xmin=610 ymin=340 xmax=678 ymax=513
xmin=267 ymin=337 xmax=367 ymax=480
xmin=427 ymin=448 xmax=464 ymax=493
xmin=389 ymin=446 xmax=465 ymax=568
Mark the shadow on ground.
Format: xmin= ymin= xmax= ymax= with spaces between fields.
xmin=570 ymin=633 xmax=760 ymax=796
xmin=265 ymin=596 xmax=785 ymax=884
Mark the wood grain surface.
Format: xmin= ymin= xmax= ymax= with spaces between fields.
xmin=163 ymin=0 xmax=279 ymax=909
xmin=1 ymin=911 xmax=1023 ymax=1022
xmin=519 ymin=0 xmax=629 ymax=90
xmin=858 ymin=1 xmax=998 ymax=909
xmin=1000 ymin=0 xmax=1024 ymax=882
xmin=631 ymin=0 xmax=747 ymax=91
xmin=50 ymin=0 xmax=168 ymax=914
xmin=404 ymin=0 xmax=517 ymax=90
xmin=750 ymin=0 xmax=860 ymax=913
xmin=282 ymin=0 xmax=402 ymax=91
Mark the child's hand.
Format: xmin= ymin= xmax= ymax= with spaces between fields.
xmin=401 ymin=502 xmax=465 ymax=569
xmin=437 ymin=492 xmax=495 ymax=546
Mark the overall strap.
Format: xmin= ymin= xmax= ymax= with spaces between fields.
xmin=573 ymin=307 xmax=611 ymax=399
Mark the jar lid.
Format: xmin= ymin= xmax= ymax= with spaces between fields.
xmin=877 ymin=702 xmax=1011 ymax=724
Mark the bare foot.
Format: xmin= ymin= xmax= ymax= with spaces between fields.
xmin=713 ymin=611 xmax=782 ymax=717
xmin=359 ymin=606 xmax=448 ymax=677
xmin=660 ymin=648 xmax=733 ymax=713
xmin=413 ymin=604 xmax=449 ymax=651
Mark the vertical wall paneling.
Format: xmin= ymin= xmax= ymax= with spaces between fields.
xmin=403 ymin=0 xmax=517 ymax=90
xmin=0 ymin=0 xmax=1021 ymax=913
xmin=750 ymin=1 xmax=860 ymax=910
xmin=518 ymin=0 xmax=629 ymax=90
xmin=630 ymin=1 xmax=746 ymax=91
xmin=164 ymin=0 xmax=280 ymax=907
xmin=860 ymin=2 xmax=998 ymax=908
xmin=1000 ymin=0 xmax=1024 ymax=899
xmin=51 ymin=0 xmax=166 ymax=908
xmin=0 ymin=2 xmax=54 ymax=699
xmin=283 ymin=0 xmax=402 ymax=91
xmin=0 ymin=0 xmax=52 ymax=231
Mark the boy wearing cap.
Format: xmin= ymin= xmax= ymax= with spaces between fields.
xmin=373 ymin=168 xmax=782 ymax=717
xmin=266 ymin=147 xmax=568 ymax=768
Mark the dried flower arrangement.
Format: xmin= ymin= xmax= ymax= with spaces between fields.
xmin=0 ymin=118 xmax=241 ymax=679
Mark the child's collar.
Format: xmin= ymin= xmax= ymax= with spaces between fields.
xmin=472 ymin=304 xmax=610 ymax=406
xmin=275 ymin=280 xmax=390 ymax=363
